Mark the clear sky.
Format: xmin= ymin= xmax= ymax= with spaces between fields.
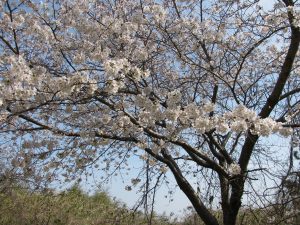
xmin=80 ymin=155 xmax=192 ymax=218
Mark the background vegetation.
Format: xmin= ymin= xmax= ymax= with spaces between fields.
xmin=0 ymin=179 xmax=299 ymax=225
xmin=0 ymin=184 xmax=174 ymax=225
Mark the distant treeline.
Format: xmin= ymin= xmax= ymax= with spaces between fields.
xmin=0 ymin=185 xmax=174 ymax=225
xmin=0 ymin=184 xmax=299 ymax=225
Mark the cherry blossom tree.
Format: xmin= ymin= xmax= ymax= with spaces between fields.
xmin=0 ymin=0 xmax=300 ymax=224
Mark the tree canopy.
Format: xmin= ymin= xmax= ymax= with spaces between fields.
xmin=0 ymin=0 xmax=300 ymax=225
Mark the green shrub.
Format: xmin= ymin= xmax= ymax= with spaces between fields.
xmin=0 ymin=185 xmax=172 ymax=225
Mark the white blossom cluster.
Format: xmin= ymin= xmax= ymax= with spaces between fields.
xmin=0 ymin=55 xmax=37 ymax=102
xmin=131 ymin=95 xmax=292 ymax=138
xmin=224 ymin=105 xmax=292 ymax=137
xmin=0 ymin=54 xmax=99 ymax=106
xmin=103 ymin=58 xmax=149 ymax=93
xmin=144 ymin=4 xmax=167 ymax=23
xmin=228 ymin=163 xmax=241 ymax=176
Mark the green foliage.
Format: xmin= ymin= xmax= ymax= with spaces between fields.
xmin=0 ymin=185 xmax=172 ymax=225
xmin=180 ymin=207 xmax=300 ymax=225
xmin=2 ymin=184 xmax=298 ymax=225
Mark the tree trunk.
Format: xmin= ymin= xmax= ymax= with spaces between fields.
xmin=161 ymin=150 xmax=220 ymax=225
